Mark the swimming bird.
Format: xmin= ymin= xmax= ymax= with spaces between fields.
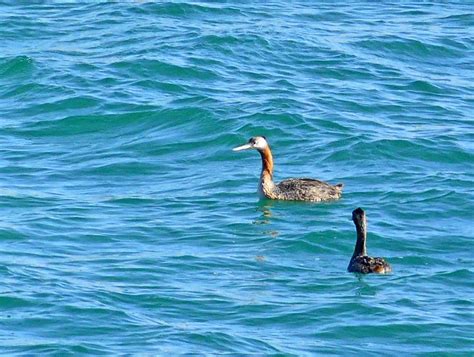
xmin=232 ymin=136 xmax=343 ymax=202
xmin=348 ymin=208 xmax=392 ymax=274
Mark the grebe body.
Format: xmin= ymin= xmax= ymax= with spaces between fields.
xmin=348 ymin=208 xmax=391 ymax=274
xmin=233 ymin=136 xmax=343 ymax=202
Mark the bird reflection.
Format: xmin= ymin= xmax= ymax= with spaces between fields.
xmin=253 ymin=200 xmax=274 ymax=225
xmin=253 ymin=200 xmax=279 ymax=238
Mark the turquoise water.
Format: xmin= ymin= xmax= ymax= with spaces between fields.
xmin=1 ymin=2 xmax=473 ymax=355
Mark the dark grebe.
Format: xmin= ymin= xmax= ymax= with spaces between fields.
xmin=348 ymin=208 xmax=392 ymax=274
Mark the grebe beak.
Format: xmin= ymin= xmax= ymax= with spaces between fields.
xmin=232 ymin=143 xmax=253 ymax=151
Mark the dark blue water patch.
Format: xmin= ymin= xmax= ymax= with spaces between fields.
xmin=397 ymin=9 xmax=433 ymax=16
xmin=440 ymin=12 xmax=474 ymax=25
xmin=4 ymin=344 xmax=110 ymax=355
xmin=0 ymin=295 xmax=33 ymax=309
xmin=295 ymin=9 xmax=356 ymax=22
xmin=353 ymin=36 xmax=465 ymax=60
xmin=0 ymin=55 xmax=34 ymax=78
xmin=0 ymin=194 xmax=63 ymax=209
xmin=439 ymin=37 xmax=470 ymax=51
xmin=0 ymin=228 xmax=27 ymax=241
xmin=321 ymin=137 xmax=474 ymax=166
xmin=129 ymin=2 xmax=243 ymax=18
xmin=306 ymin=65 xmax=379 ymax=81
xmin=110 ymin=58 xmax=219 ymax=81
xmin=403 ymin=80 xmax=445 ymax=94
xmin=382 ymin=80 xmax=459 ymax=97
xmin=0 ymin=83 xmax=76 ymax=119
xmin=131 ymin=79 xmax=187 ymax=94
xmin=27 ymin=96 xmax=101 ymax=116
xmin=15 ymin=111 xmax=156 ymax=138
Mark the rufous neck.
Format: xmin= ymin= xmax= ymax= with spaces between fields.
xmin=258 ymin=146 xmax=273 ymax=179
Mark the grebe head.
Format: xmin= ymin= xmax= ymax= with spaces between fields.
xmin=352 ymin=207 xmax=366 ymax=226
xmin=232 ymin=136 xmax=269 ymax=152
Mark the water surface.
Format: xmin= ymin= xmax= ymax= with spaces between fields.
xmin=0 ymin=2 xmax=473 ymax=355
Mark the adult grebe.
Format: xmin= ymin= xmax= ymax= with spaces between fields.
xmin=348 ymin=208 xmax=392 ymax=274
xmin=232 ymin=136 xmax=343 ymax=202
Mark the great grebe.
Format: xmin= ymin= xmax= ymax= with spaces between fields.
xmin=233 ymin=136 xmax=343 ymax=202
xmin=348 ymin=208 xmax=392 ymax=274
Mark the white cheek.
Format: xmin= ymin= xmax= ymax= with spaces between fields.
xmin=255 ymin=141 xmax=267 ymax=150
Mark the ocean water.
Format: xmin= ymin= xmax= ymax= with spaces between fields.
xmin=0 ymin=1 xmax=473 ymax=355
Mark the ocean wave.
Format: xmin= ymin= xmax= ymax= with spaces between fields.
xmin=0 ymin=55 xmax=34 ymax=77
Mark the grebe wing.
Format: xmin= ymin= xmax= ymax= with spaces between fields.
xmin=274 ymin=178 xmax=343 ymax=201
xmin=349 ymin=255 xmax=391 ymax=274
xmin=277 ymin=178 xmax=343 ymax=190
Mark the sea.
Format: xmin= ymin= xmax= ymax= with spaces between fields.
xmin=0 ymin=1 xmax=473 ymax=355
